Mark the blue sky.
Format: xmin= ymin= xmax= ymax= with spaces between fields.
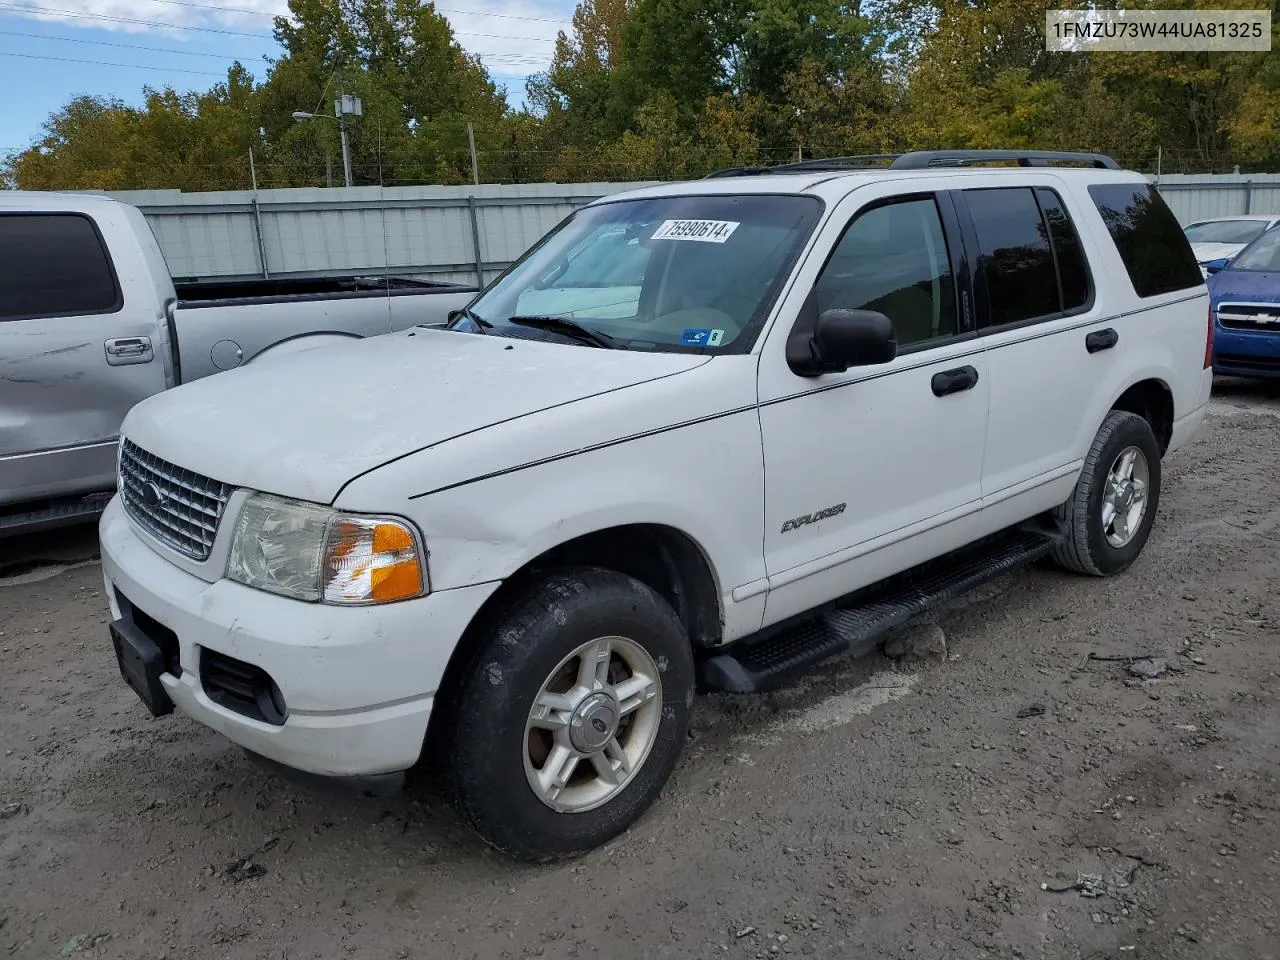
xmin=0 ymin=0 xmax=572 ymax=153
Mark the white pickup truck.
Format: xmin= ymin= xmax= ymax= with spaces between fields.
xmin=0 ymin=191 xmax=476 ymax=536
xmin=100 ymin=151 xmax=1212 ymax=862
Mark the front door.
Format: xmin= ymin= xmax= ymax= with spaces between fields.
xmin=0 ymin=210 xmax=169 ymax=505
xmin=756 ymin=188 xmax=990 ymax=626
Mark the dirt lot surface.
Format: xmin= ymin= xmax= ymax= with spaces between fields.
xmin=2 ymin=380 xmax=1279 ymax=960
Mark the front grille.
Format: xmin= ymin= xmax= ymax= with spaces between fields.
xmin=1217 ymin=303 xmax=1280 ymax=333
xmin=119 ymin=439 xmax=231 ymax=561
xmin=201 ymin=649 xmax=287 ymax=725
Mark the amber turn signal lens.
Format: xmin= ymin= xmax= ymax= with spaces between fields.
xmin=322 ymin=516 xmax=425 ymax=604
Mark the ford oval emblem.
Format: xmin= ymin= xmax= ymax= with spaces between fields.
xmin=140 ymin=481 xmax=166 ymax=509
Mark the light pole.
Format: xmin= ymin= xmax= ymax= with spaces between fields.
xmin=292 ymin=94 xmax=362 ymax=188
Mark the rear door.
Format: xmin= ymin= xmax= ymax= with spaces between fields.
xmin=0 ymin=209 xmax=169 ymax=505
xmin=952 ymin=181 xmax=1110 ymax=499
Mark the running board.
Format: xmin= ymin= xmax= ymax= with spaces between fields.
xmin=0 ymin=491 xmax=113 ymax=537
xmin=700 ymin=527 xmax=1063 ymax=693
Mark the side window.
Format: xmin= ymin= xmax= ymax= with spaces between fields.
xmin=1087 ymin=183 xmax=1202 ymax=297
xmin=0 ymin=213 xmax=121 ymax=321
xmin=966 ymin=187 xmax=1059 ymax=326
xmin=1035 ymin=187 xmax=1092 ymax=312
xmin=814 ymin=196 xmax=957 ymax=348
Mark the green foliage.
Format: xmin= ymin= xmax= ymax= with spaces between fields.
xmin=4 ymin=0 xmax=1279 ymax=189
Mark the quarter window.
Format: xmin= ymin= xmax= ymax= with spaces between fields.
xmin=1087 ymin=183 xmax=1203 ymax=297
xmin=0 ymin=213 xmax=121 ymax=321
xmin=814 ymin=196 xmax=958 ymax=348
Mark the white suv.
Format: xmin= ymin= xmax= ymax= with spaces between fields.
xmin=100 ymin=150 xmax=1212 ymax=861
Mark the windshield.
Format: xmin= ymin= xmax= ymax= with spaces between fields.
xmin=451 ymin=194 xmax=824 ymax=352
xmin=1228 ymin=225 xmax=1280 ymax=271
xmin=1184 ymin=220 xmax=1270 ymax=244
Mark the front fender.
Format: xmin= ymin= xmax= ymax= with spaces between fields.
xmin=410 ymin=418 xmax=768 ymax=641
xmin=332 ymin=354 xmax=768 ymax=639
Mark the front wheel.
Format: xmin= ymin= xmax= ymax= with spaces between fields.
xmin=1052 ymin=410 xmax=1162 ymax=576
xmin=448 ymin=567 xmax=694 ymax=861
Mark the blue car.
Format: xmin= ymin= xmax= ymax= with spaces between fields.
xmin=1205 ymin=222 xmax=1280 ymax=379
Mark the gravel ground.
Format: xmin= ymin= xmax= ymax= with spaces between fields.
xmin=2 ymin=379 xmax=1279 ymax=960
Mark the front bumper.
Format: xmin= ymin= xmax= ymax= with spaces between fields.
xmin=1212 ymin=326 xmax=1280 ymax=379
xmin=99 ymin=497 xmax=498 ymax=777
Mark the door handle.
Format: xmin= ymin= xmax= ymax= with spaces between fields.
xmin=1085 ymin=328 xmax=1119 ymax=353
xmin=931 ymin=365 xmax=980 ymax=397
xmin=105 ymin=336 xmax=154 ymax=366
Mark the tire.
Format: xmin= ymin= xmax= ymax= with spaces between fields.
xmin=1052 ymin=410 xmax=1162 ymax=576
xmin=447 ymin=566 xmax=694 ymax=861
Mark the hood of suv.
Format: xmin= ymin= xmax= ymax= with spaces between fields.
xmin=121 ymin=328 xmax=707 ymax=504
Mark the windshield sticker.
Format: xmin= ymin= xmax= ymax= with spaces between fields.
xmin=680 ymin=328 xmax=726 ymax=347
xmin=651 ymin=219 xmax=740 ymax=243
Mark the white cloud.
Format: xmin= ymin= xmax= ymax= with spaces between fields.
xmin=4 ymin=0 xmax=564 ymax=73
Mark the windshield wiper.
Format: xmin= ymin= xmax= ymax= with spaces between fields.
xmin=506 ymin=315 xmax=624 ymax=349
xmin=454 ymin=305 xmax=493 ymax=333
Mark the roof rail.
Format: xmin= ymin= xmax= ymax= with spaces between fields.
xmin=889 ymin=150 xmax=1120 ymax=170
xmin=703 ymin=166 xmax=775 ymax=179
xmin=704 ymin=154 xmax=901 ymax=178
xmin=703 ymin=149 xmax=1122 ymax=179
xmin=771 ymin=154 xmax=901 ymax=172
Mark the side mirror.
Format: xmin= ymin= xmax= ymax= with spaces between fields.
xmin=1203 ymin=257 xmax=1231 ymax=276
xmin=790 ymin=308 xmax=897 ymax=375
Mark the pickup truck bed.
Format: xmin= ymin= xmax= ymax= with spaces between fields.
xmin=171 ymin=275 xmax=476 ymax=382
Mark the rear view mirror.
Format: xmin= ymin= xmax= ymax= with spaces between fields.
xmin=1203 ymin=257 xmax=1231 ymax=276
xmin=789 ymin=308 xmax=897 ymax=376
xmin=816 ymin=309 xmax=897 ymax=367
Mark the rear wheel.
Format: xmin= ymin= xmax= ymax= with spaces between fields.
xmin=1052 ymin=410 xmax=1162 ymax=576
xmin=448 ymin=567 xmax=694 ymax=861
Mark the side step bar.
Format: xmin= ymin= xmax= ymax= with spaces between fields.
xmin=0 ymin=491 xmax=113 ymax=537
xmin=700 ymin=527 xmax=1063 ymax=693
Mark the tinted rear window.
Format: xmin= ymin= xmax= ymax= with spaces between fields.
xmin=0 ymin=213 xmax=121 ymax=321
xmin=1087 ymin=184 xmax=1202 ymax=297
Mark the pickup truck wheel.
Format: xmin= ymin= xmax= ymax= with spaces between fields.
xmin=448 ymin=567 xmax=694 ymax=861
xmin=1051 ymin=410 xmax=1162 ymax=576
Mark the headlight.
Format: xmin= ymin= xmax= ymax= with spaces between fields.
xmin=226 ymin=493 xmax=427 ymax=604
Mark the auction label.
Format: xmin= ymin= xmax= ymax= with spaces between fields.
xmin=651 ymin=219 xmax=740 ymax=243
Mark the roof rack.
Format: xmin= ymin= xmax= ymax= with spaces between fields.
xmin=704 ymin=154 xmax=900 ymax=178
xmin=704 ymin=149 xmax=1120 ymax=178
xmin=890 ymin=150 xmax=1120 ymax=170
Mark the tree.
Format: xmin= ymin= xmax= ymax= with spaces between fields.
xmin=260 ymin=0 xmax=508 ymax=186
